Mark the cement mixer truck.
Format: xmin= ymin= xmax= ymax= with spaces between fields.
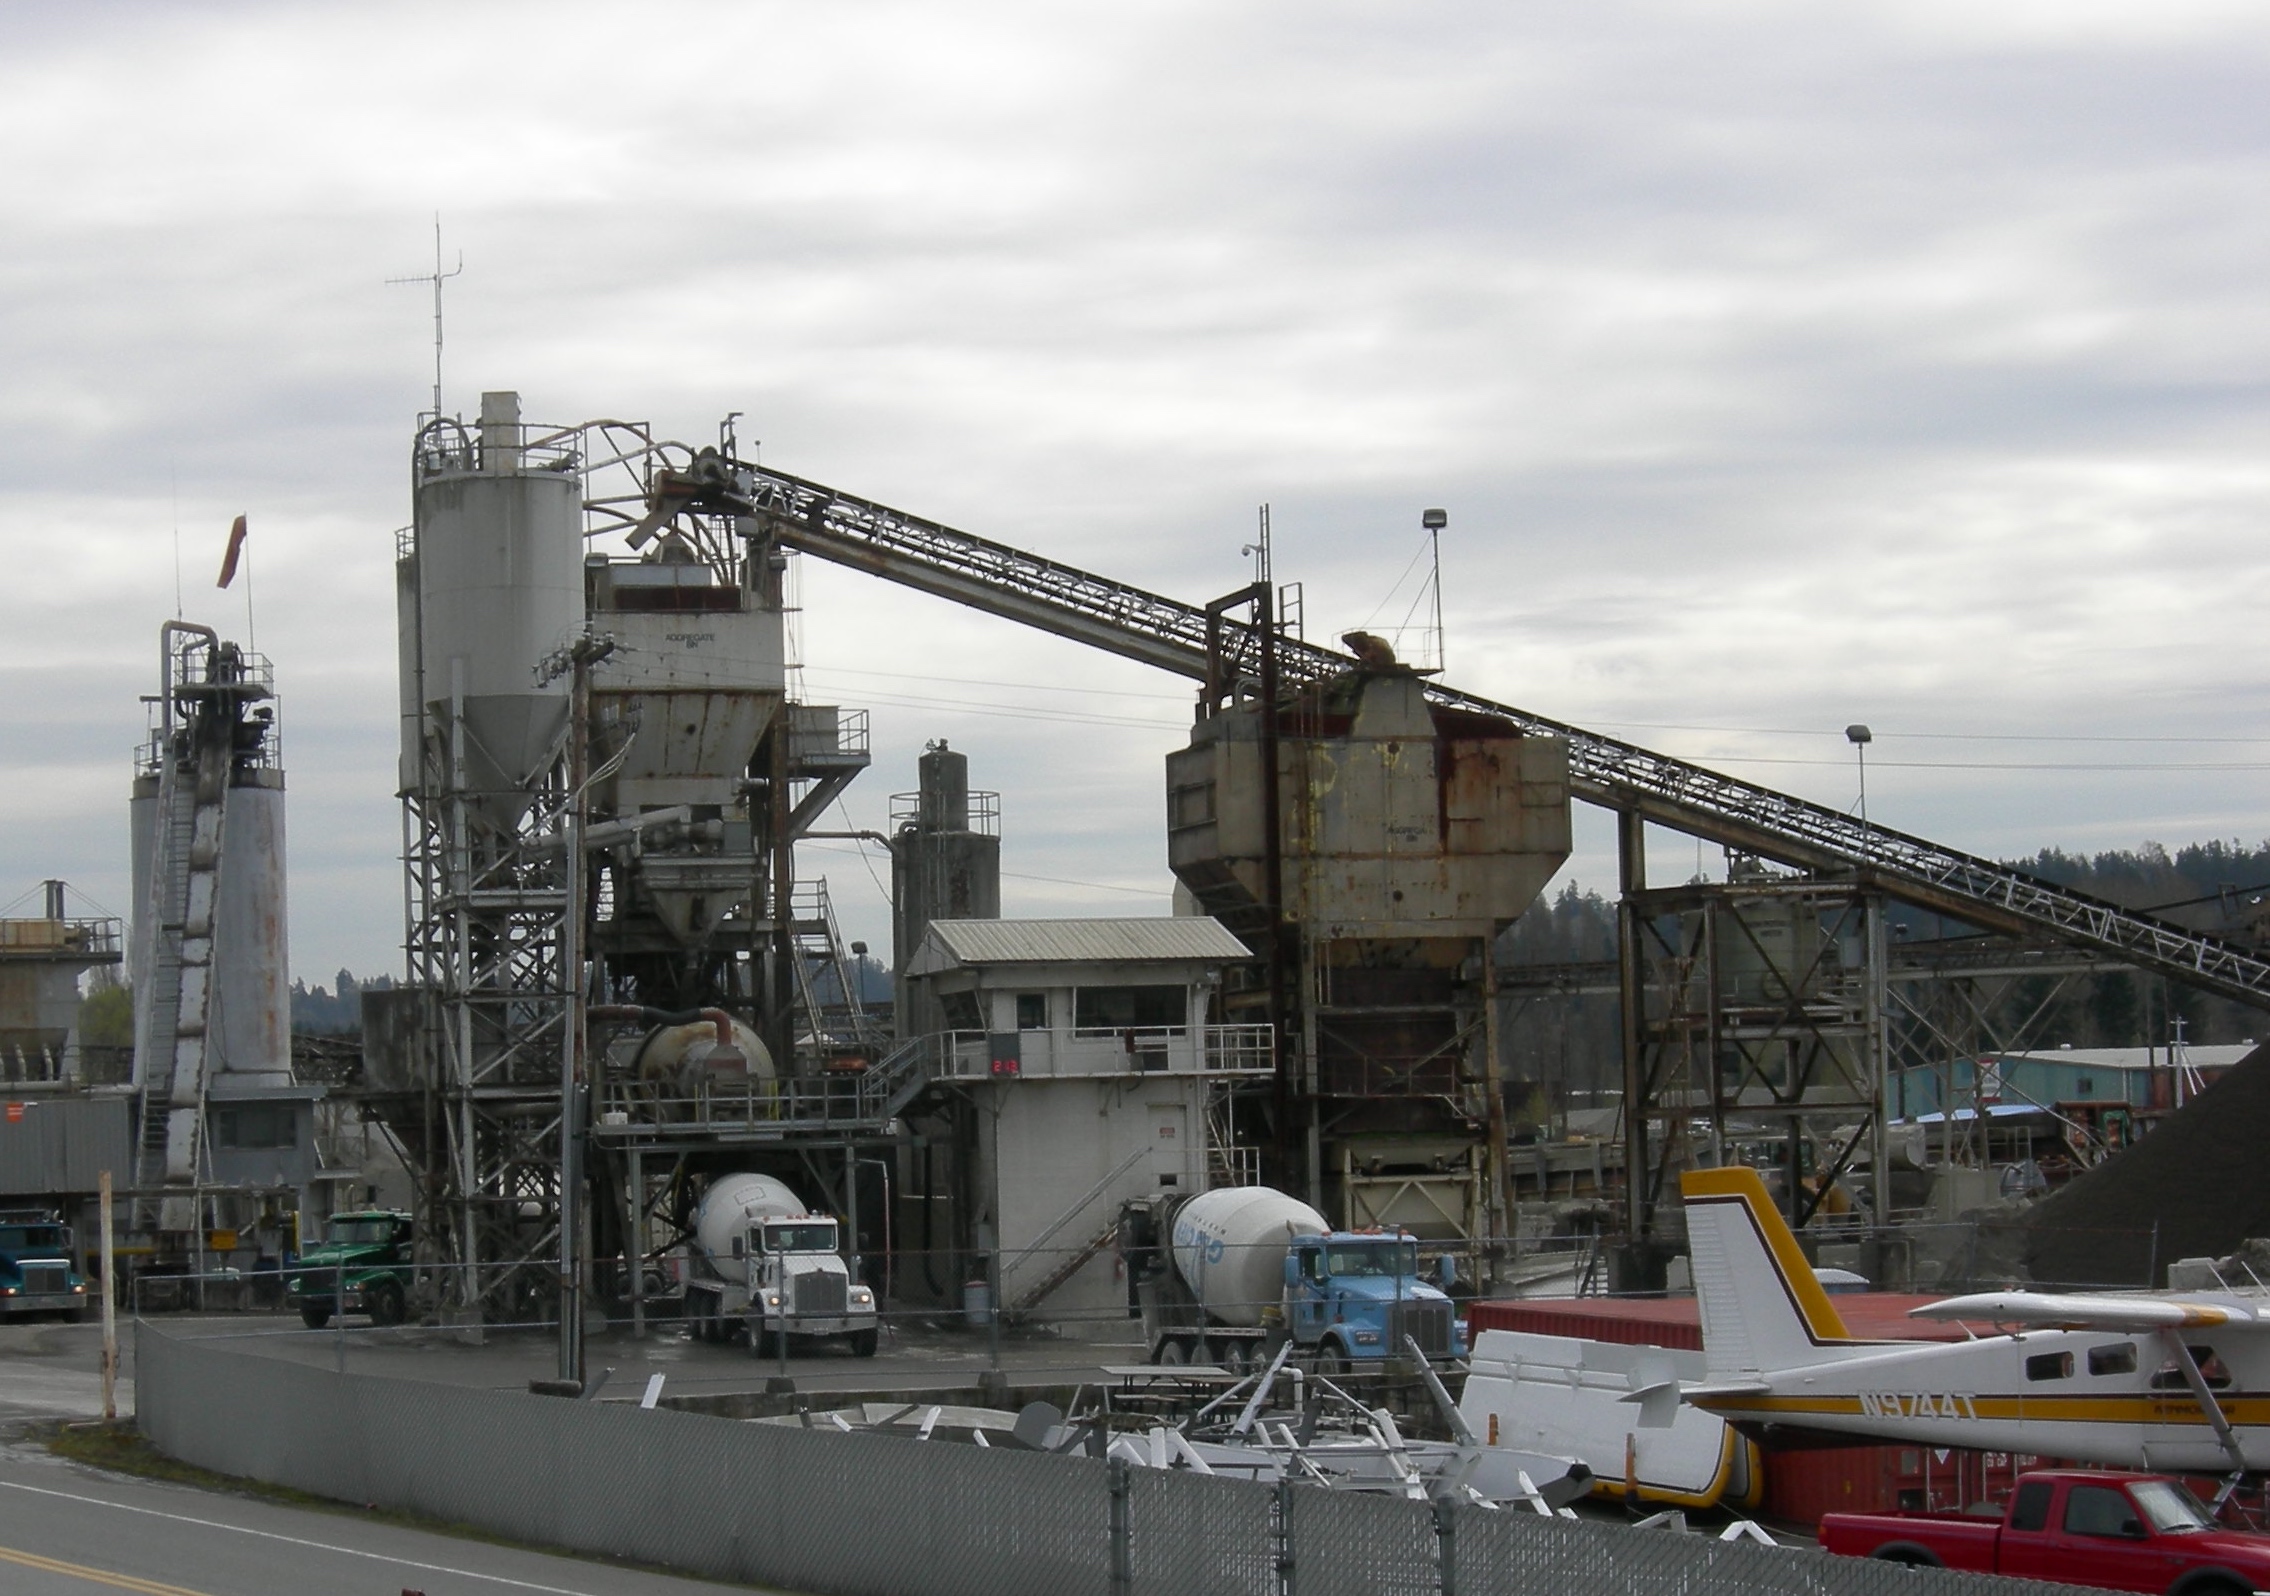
xmin=682 ymin=1173 xmax=878 ymax=1357
xmin=1118 ymin=1186 xmax=1464 ymax=1373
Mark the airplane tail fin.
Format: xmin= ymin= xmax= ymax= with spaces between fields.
xmin=1680 ymin=1166 xmax=1859 ymax=1375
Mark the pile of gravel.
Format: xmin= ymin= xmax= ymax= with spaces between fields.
xmin=2022 ymin=1041 xmax=2270 ymax=1288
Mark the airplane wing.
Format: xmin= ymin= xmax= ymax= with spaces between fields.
xmin=1911 ymin=1292 xmax=2261 ymax=1331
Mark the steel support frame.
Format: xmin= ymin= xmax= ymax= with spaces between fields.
xmin=401 ymin=737 xmax=576 ymax=1317
xmin=1619 ymin=868 xmax=1891 ymax=1233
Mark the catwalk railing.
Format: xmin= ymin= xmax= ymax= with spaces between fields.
xmin=137 ymin=1316 xmax=2105 ymax=1596
xmin=737 ymin=462 xmax=2270 ymax=1009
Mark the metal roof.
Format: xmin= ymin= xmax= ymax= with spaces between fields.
xmin=914 ymin=917 xmax=1253 ymax=970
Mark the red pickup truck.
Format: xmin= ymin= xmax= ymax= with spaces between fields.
xmin=1822 ymin=1471 xmax=2270 ymax=1596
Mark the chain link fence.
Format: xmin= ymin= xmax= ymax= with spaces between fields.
xmin=138 ymin=1320 xmax=2102 ymax=1596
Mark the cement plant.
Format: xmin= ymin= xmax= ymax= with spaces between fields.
xmin=8 ymin=394 xmax=2270 ymax=1596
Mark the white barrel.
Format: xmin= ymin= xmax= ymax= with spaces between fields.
xmin=691 ymin=1172 xmax=809 ymax=1285
xmin=1171 ymin=1186 xmax=1328 ymax=1328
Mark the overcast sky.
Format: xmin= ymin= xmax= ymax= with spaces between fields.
xmin=2 ymin=1 xmax=2266 ymax=985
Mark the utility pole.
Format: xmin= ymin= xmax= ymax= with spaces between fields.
xmin=543 ymin=632 xmax=614 ymax=1387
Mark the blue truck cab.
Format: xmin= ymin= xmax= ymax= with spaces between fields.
xmin=0 ymin=1210 xmax=90 ymax=1320
xmin=1284 ymin=1231 xmax=1464 ymax=1368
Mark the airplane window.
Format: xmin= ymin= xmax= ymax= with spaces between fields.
xmin=2008 ymin=1481 xmax=2053 ymax=1533
xmin=2064 ymin=1485 xmax=2144 ymax=1539
xmin=2088 ymin=1343 xmax=2137 ymax=1376
xmin=2149 ymin=1346 xmax=2233 ymax=1391
xmin=2025 ymin=1351 xmax=2074 ymax=1382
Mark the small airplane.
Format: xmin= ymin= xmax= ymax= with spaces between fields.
xmin=1672 ymin=1165 xmax=2270 ymax=1481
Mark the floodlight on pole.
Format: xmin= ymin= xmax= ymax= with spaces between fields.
xmin=1845 ymin=724 xmax=1873 ymax=824
xmin=1422 ymin=508 xmax=1447 ymax=673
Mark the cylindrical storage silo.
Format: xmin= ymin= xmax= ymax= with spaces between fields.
xmin=917 ymin=743 xmax=970 ymax=830
xmin=1170 ymin=1186 xmax=1329 ymax=1328
xmin=692 ymin=1172 xmax=811 ymax=1285
xmin=127 ymin=772 xmax=159 ymax=1087
xmin=213 ymin=770 xmax=291 ymax=1085
xmin=405 ymin=393 xmax=584 ymax=815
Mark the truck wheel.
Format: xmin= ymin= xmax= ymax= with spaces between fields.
xmin=300 ymin=1303 xmax=332 ymax=1331
xmin=1314 ymin=1342 xmax=1348 ymax=1379
xmin=367 ymin=1280 xmax=407 ymax=1327
xmin=850 ymin=1329 xmax=878 ymax=1358
xmin=1158 ymin=1339 xmax=1188 ymax=1367
xmin=2172 ymin=1578 xmax=2250 ymax=1596
xmin=1870 ymin=1545 xmax=1943 ymax=1568
xmin=1221 ymin=1342 xmax=1249 ymax=1375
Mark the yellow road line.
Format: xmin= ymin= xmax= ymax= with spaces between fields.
xmin=0 ymin=1542 xmax=213 ymax=1595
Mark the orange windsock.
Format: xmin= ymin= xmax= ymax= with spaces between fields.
xmin=216 ymin=515 xmax=248 ymax=588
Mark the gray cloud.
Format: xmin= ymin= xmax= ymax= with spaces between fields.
xmin=2 ymin=0 xmax=2266 ymax=974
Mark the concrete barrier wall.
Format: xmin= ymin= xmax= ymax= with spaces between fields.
xmin=136 ymin=1322 xmax=2101 ymax=1596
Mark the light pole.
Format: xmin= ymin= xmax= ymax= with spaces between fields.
xmin=1845 ymin=724 xmax=1873 ymax=824
xmin=1423 ymin=508 xmax=1447 ymax=673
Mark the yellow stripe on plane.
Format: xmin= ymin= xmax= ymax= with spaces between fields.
xmin=1700 ymin=1392 xmax=2270 ymax=1426
xmin=1680 ymin=1165 xmax=1853 ymax=1343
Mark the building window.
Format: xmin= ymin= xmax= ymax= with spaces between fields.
xmin=213 ymin=1103 xmax=293 ymax=1150
xmin=937 ymin=991 xmax=982 ymax=1031
xmin=1074 ymin=986 xmax=1184 ymax=1029
xmin=1015 ymin=993 xmax=1048 ymax=1030
xmin=2076 ymin=1076 xmax=2093 ymax=1096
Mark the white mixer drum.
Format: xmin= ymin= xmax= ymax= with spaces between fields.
xmin=691 ymin=1172 xmax=808 ymax=1285
xmin=1170 ymin=1186 xmax=1329 ymax=1328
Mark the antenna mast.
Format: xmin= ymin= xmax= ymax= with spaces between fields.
xmin=387 ymin=216 xmax=464 ymax=418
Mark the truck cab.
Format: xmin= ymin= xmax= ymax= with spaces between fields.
xmin=741 ymin=1215 xmax=878 ymax=1357
xmin=287 ymin=1210 xmax=414 ymax=1330
xmin=1284 ymin=1231 xmax=1464 ymax=1366
xmin=0 ymin=1211 xmax=88 ymax=1320
xmin=1824 ymin=1469 xmax=2270 ymax=1596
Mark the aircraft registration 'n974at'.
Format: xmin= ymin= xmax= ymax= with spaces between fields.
xmin=1671 ymin=1166 xmax=2270 ymax=1485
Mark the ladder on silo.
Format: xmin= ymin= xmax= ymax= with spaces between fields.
xmin=711 ymin=461 xmax=2270 ymax=1012
xmin=133 ymin=718 xmax=233 ymax=1234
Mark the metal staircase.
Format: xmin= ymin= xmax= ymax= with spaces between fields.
xmin=726 ymin=463 xmax=2270 ymax=1011
xmin=789 ymin=879 xmax=885 ymax=1058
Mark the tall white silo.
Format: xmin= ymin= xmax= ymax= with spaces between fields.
xmin=398 ymin=390 xmax=585 ymax=813
xmin=128 ymin=628 xmax=292 ymax=1091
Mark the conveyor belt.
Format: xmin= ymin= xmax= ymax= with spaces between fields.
xmin=734 ymin=464 xmax=2270 ymax=1010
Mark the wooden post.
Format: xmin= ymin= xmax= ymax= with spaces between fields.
xmin=98 ymin=1169 xmax=116 ymax=1422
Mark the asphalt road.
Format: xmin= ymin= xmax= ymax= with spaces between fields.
xmin=0 ymin=1447 xmax=788 ymax=1595
xmin=0 ymin=1318 xmax=783 ymax=1596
